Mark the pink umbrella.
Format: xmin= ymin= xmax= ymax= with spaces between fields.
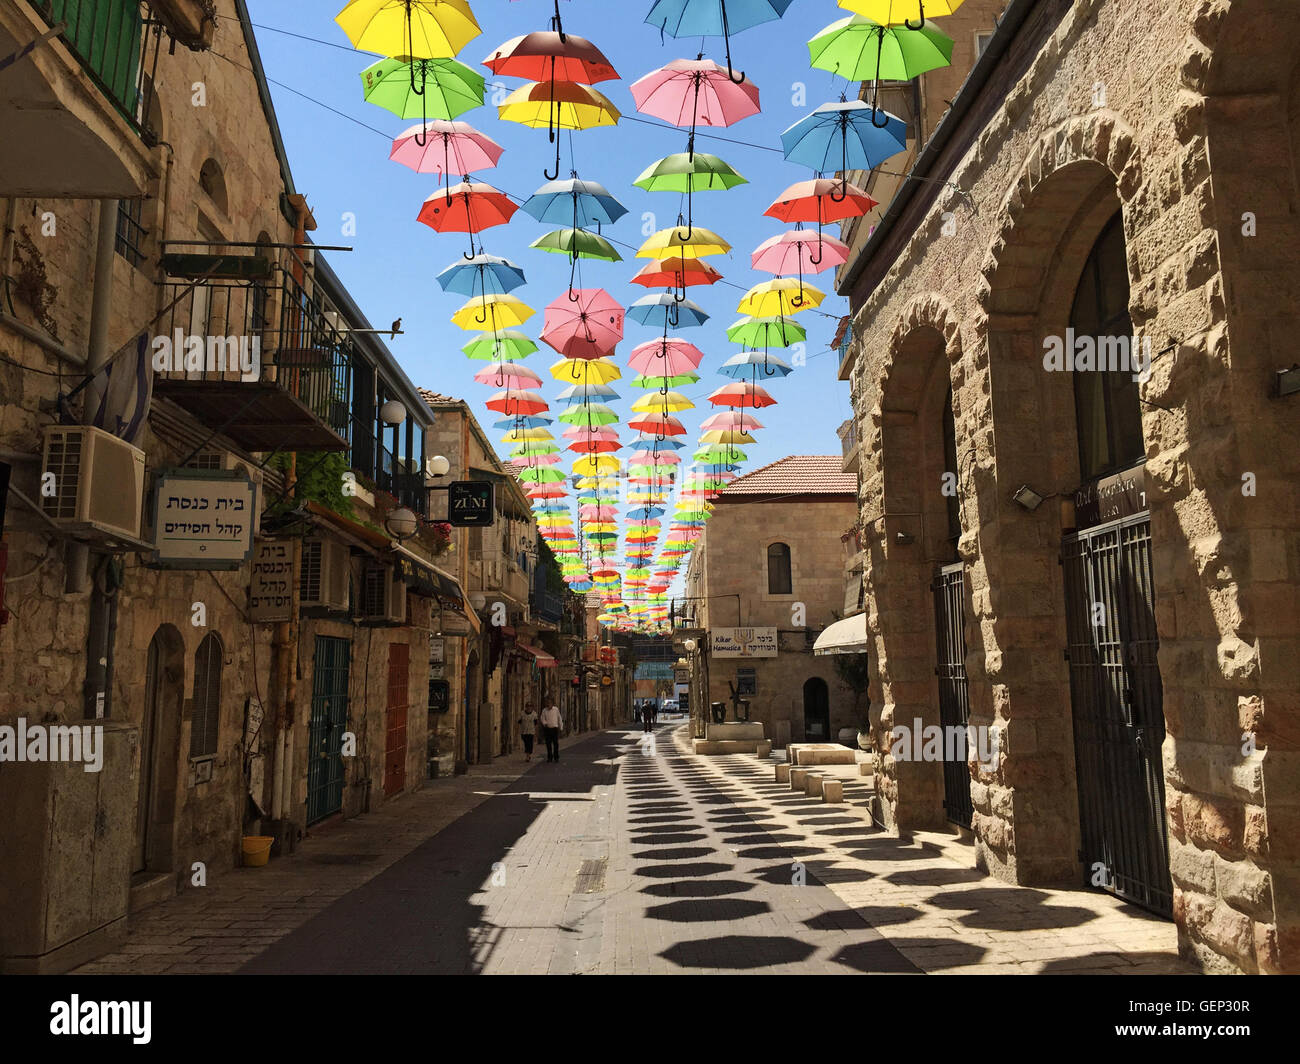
xmin=751 ymin=230 xmax=850 ymax=276
xmin=700 ymin=411 xmax=765 ymax=431
xmin=631 ymin=58 xmax=760 ymax=136
xmin=486 ymin=389 xmax=550 ymax=415
xmin=628 ymin=449 xmax=682 ymax=464
xmin=708 ymin=382 xmax=777 ymax=408
xmin=627 ymin=338 xmax=706 ymax=376
xmin=627 ymin=412 xmax=686 ymax=435
xmin=391 ymin=121 xmax=504 ymax=184
xmin=542 ymin=289 xmax=624 ymax=360
xmin=473 ymin=361 xmax=542 ymax=387
xmin=561 ymin=425 xmax=620 ymax=439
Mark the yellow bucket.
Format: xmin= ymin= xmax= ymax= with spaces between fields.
xmin=241 ymin=835 xmax=274 ymax=867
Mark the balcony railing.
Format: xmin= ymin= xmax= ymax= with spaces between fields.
xmin=531 ymin=587 xmax=563 ymax=625
xmin=375 ymin=443 xmax=428 ymax=518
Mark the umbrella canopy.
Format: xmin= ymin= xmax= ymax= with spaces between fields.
xmin=541 ymin=289 xmax=625 ymax=359
xmin=631 ymin=391 xmax=694 ymax=413
xmin=630 ymin=58 xmax=761 ymax=130
xmin=738 ymin=278 xmax=826 ymax=316
xmin=390 ymin=120 xmax=502 ymax=177
xmin=574 ymin=455 xmax=622 ymax=475
xmin=627 ymin=338 xmax=706 ymax=376
xmin=463 ymin=330 xmax=538 ymax=360
xmin=627 ymin=293 xmax=710 ymax=329
xmin=494 ymin=414 xmax=552 ymax=429
xmin=548 ymin=357 xmax=621 ymax=383
xmin=765 ymin=177 xmax=878 ymax=223
xmin=809 ymin=15 xmax=953 ymax=84
xmin=336 ymin=0 xmax=481 ymax=59
xmin=360 ymin=57 xmax=484 ymax=122
xmin=474 ymin=362 xmax=542 ymax=387
xmin=567 ymin=436 xmax=621 ymax=454
xmin=530 ymin=228 xmax=621 ymax=262
xmin=631 ymin=372 xmax=700 ymax=389
xmin=627 ymin=412 xmax=687 ymax=435
xmin=700 ymin=411 xmax=765 ymax=431
xmin=708 ymin=382 xmax=777 ymax=408
xmin=727 ymin=315 xmax=806 ymax=348
xmin=562 ymin=424 xmax=620 ymax=440
xmin=520 ymin=177 xmax=628 ymax=227
xmin=718 ymin=350 xmax=794 ymax=379
xmin=645 ymin=0 xmax=796 ymax=82
xmin=498 ymin=80 xmax=621 ymax=130
xmin=838 ymin=0 xmax=968 ymax=26
xmin=634 ymin=152 xmax=747 ymax=193
xmin=751 ymin=230 xmax=850 ymax=275
xmin=417 ymin=182 xmax=518 ymax=255
xmin=559 ymin=403 xmax=620 ymax=427
xmin=556 ymin=382 xmax=619 ymax=402
xmin=451 ymin=294 xmax=535 ymax=331
xmin=483 ymin=31 xmax=618 ymax=84
xmin=630 ymin=258 xmax=723 ymax=290
xmin=518 ymin=466 xmax=567 ymax=483
xmin=700 ymin=428 xmax=758 ymax=445
xmin=638 ymin=225 xmax=730 ymax=260
xmin=438 ymin=254 xmax=527 ymax=297
xmin=486 ymin=389 xmax=550 ymax=415
xmin=781 ymin=99 xmax=907 ymax=173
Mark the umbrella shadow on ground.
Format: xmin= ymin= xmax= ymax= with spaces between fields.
xmin=659 ymin=935 xmax=816 ymax=970
xmin=923 ymin=887 xmax=1100 ymax=931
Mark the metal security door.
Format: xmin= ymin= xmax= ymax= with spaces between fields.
xmin=1062 ymin=514 xmax=1171 ymax=916
xmin=932 ymin=562 xmax=973 ymax=828
xmin=383 ymin=642 xmax=409 ymax=797
xmin=307 ymin=636 xmax=351 ymax=824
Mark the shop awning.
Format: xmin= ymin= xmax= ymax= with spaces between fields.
xmin=813 ymin=613 xmax=869 ymax=656
xmin=516 ymin=642 xmax=557 ymax=667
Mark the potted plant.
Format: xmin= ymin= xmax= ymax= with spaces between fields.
xmin=833 ymin=651 xmax=873 ymax=751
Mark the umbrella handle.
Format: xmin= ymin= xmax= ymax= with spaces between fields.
xmin=667 ymin=302 xmax=680 ymax=330
xmin=906 ymin=2 xmax=926 ymax=31
xmin=809 ymin=200 xmax=826 ymax=262
xmin=870 ymin=103 xmax=891 ymax=129
xmin=720 ymin=0 xmax=747 ymax=85
xmin=544 ymin=135 xmax=561 ymax=182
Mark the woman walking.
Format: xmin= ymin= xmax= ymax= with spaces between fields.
xmin=519 ymin=703 xmax=539 ymax=762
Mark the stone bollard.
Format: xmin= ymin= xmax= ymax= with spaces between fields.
xmin=775 ymin=763 xmax=790 ymax=783
xmin=859 ymin=761 xmax=873 ymax=776
xmin=756 ymin=740 xmax=772 ymax=758
xmin=790 ymin=767 xmax=810 ymax=791
xmin=822 ymin=779 xmax=844 ymax=803
xmin=806 ymin=774 xmax=825 ymax=798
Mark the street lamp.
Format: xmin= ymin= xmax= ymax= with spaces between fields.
xmin=683 ymin=638 xmax=697 ymax=653
xmin=426 ymin=454 xmax=451 ymax=478
xmin=380 ymin=399 xmax=407 ymax=426
xmin=384 ymin=506 xmax=418 ymax=542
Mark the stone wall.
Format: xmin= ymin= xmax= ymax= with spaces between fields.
xmin=843 ymin=0 xmax=1300 ymax=972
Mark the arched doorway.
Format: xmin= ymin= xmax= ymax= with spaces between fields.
xmin=802 ymin=678 xmax=830 ymax=741
xmin=135 ymin=625 xmax=184 ymax=876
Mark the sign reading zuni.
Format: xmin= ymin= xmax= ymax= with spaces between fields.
xmin=449 ymin=481 xmax=495 ymax=527
xmin=710 ymin=627 xmax=779 ymax=658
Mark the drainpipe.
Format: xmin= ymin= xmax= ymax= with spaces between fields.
xmin=77 ymin=200 xmax=120 ymax=720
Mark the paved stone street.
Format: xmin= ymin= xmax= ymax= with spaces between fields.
xmin=76 ymin=722 xmax=1193 ymax=975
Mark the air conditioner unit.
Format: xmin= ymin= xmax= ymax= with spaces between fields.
xmin=40 ymin=426 xmax=145 ymax=540
xmin=362 ymin=562 xmax=406 ymax=626
xmin=300 ymin=538 xmax=350 ymax=611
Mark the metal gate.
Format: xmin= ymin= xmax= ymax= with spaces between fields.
xmin=1061 ymin=514 xmax=1171 ymax=916
xmin=307 ymin=636 xmax=351 ymax=824
xmin=932 ymin=562 xmax=973 ymax=828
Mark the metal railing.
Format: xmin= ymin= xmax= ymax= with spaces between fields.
xmin=530 ymin=587 xmax=563 ymax=625
xmin=375 ymin=442 xmax=428 ymax=517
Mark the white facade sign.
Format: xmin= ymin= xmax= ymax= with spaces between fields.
xmin=710 ymin=627 xmax=779 ymax=658
xmin=153 ymin=472 xmax=255 ymax=565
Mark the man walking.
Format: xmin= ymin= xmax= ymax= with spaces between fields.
xmin=540 ymin=701 xmax=563 ymax=763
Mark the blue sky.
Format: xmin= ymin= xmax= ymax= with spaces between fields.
xmin=244 ymin=0 xmax=857 ymax=585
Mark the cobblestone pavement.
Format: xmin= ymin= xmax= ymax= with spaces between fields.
xmin=76 ymin=721 xmax=1195 ymax=975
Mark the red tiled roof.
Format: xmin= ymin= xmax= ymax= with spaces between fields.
xmin=418 ymin=388 xmax=458 ymax=406
xmin=720 ymin=455 xmax=855 ymax=496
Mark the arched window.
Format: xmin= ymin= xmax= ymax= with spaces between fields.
xmin=767 ymin=542 xmax=792 ymax=595
xmin=189 ymin=633 xmax=224 ymax=759
xmin=198 ymin=158 xmax=228 ymax=214
xmin=1071 ymin=213 xmax=1145 ymax=481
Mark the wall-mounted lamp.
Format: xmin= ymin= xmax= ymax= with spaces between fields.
xmin=683 ymin=638 xmax=697 ymax=653
xmin=380 ymin=399 xmax=407 ymax=427
xmin=1012 ymin=484 xmax=1046 ymax=511
xmin=384 ymin=506 xmax=418 ymax=542
xmin=426 ymin=454 xmax=451 ymax=478
xmin=1275 ymin=365 xmax=1300 ymax=398
xmin=469 ymin=592 xmax=487 ymax=612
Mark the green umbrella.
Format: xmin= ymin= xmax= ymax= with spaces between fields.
xmin=518 ymin=466 xmax=567 ymax=483
xmin=631 ymin=372 xmax=700 ymax=389
xmin=634 ymin=152 xmax=747 ymax=194
xmin=808 ymin=16 xmax=953 ymax=85
xmin=462 ymin=330 xmax=538 ymax=361
xmin=559 ymin=404 xmax=620 ymax=427
xmin=726 ymin=316 xmax=807 ymax=349
xmin=530 ymin=228 xmax=622 ymax=263
xmin=361 ymin=57 xmax=485 ymax=122
xmin=695 ymin=446 xmax=748 ymax=463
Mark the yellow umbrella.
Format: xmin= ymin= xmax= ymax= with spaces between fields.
xmin=335 ymin=0 xmax=481 ymax=59
xmin=501 ymin=426 xmax=554 ymax=442
xmin=574 ymin=457 xmax=621 ymax=476
xmin=699 ymin=429 xmax=757 ymax=445
xmin=548 ymin=357 xmax=622 ymax=384
xmin=638 ymin=225 xmax=730 ymax=260
xmin=498 ymin=81 xmax=621 ymax=130
xmin=631 ymin=391 xmax=694 ymax=413
xmin=838 ymin=0 xmax=967 ymax=24
xmin=451 ymin=294 xmax=535 ymax=330
xmin=737 ymin=277 xmax=826 ymax=317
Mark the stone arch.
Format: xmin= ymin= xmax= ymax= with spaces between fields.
xmin=198 ymin=156 xmax=228 ymax=215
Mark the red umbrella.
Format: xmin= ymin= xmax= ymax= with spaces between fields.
xmin=708 ymin=382 xmax=777 ymax=408
xmin=627 ymin=412 xmax=686 ymax=435
xmin=630 ymin=257 xmax=723 ymax=294
xmin=485 ymin=388 xmax=550 ymax=415
xmin=542 ymin=288 xmax=624 ymax=359
xmin=765 ymin=177 xmax=878 ymax=264
xmin=417 ymin=181 xmax=518 ymax=257
xmin=483 ymin=31 xmax=618 ymax=84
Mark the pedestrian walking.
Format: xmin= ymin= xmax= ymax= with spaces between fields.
xmin=519 ymin=703 xmax=539 ymax=762
xmin=540 ymin=701 xmax=563 ymax=762
xmin=642 ymin=701 xmax=654 ymax=733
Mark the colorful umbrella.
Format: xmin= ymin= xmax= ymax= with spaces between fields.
xmin=630 ymin=257 xmax=723 ymax=294
xmin=726 ymin=315 xmax=806 ymax=348
xmin=634 ymin=152 xmax=746 ymax=193
xmin=765 ymin=176 xmax=878 ymax=247
xmin=559 ymin=403 xmax=620 ymax=427
xmin=631 ymin=391 xmax=694 ymax=413
xmin=700 ymin=411 xmax=764 ymax=430
xmin=809 ymin=16 xmax=953 ymax=86
xmin=718 ymin=350 xmax=793 ymax=379
xmin=556 ymin=382 xmax=619 ymax=403
xmin=483 ymin=30 xmax=618 ymax=84
xmin=631 ymin=372 xmax=700 ymax=390
xmin=498 ymin=81 xmax=621 ymax=180
xmin=781 ymin=98 xmax=907 ymax=170
xmin=541 ymin=289 xmax=625 ymax=359
xmin=486 ymin=388 xmax=550 ymax=415
xmin=417 ymin=182 xmax=518 ymax=257
xmin=451 ymin=294 xmax=535 ymax=331
xmin=645 ymin=0 xmax=796 ymax=83
xmin=627 ymin=412 xmax=687 ymax=435
xmin=631 ymin=57 xmax=760 ymax=158
xmin=336 ymin=1 xmax=482 ymax=75
xmin=638 ymin=225 xmax=730 ymax=260
xmin=751 ymin=230 xmax=849 ymax=276
xmin=474 ymin=362 xmax=542 ymax=387
xmin=520 ymin=176 xmax=628 ymax=227
xmin=627 ymin=338 xmax=706 ymax=376
xmin=837 ymin=0 xmax=967 ymax=32
xmin=738 ymin=278 xmax=825 ymax=316
xmin=360 ymin=57 xmax=484 ymax=124
xmin=530 ymin=228 xmax=622 ymax=263
xmin=438 ymin=253 xmax=527 ymax=297
xmin=548 ymin=357 xmax=621 ymax=383
xmin=390 ymin=120 xmax=502 ymax=180
xmin=463 ymin=330 xmax=538 ymax=360
xmin=708 ymin=382 xmax=777 ymax=408
xmin=627 ymin=293 xmax=710 ymax=331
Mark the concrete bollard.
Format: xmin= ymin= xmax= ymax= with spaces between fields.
xmin=790 ymin=767 xmax=810 ymax=791
xmin=822 ymin=779 xmax=844 ymax=803
xmin=775 ymin=763 xmax=790 ymax=783
xmin=756 ymin=740 xmax=772 ymax=758
xmin=806 ymin=774 xmax=825 ymax=797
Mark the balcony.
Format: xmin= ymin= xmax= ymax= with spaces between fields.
xmin=843 ymin=551 xmax=866 ymax=616
xmin=530 ymin=587 xmax=563 ymax=627
xmin=469 ymin=550 xmax=529 ymax=607
xmin=837 ymin=418 xmax=859 ymax=475
xmin=375 ymin=443 xmax=428 ymax=518
xmin=151 ymin=246 xmax=353 ymax=453
xmin=0 ymin=1 xmax=169 ymax=196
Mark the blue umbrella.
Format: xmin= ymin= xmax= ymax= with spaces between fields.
xmin=632 ymin=434 xmax=687 ymax=450
xmin=781 ymin=99 xmax=907 ymax=189
xmin=493 ymin=414 xmax=553 ymax=429
xmin=646 ymin=0 xmax=795 ymax=83
xmin=557 ymin=382 xmax=621 ymax=403
xmin=628 ymin=293 xmax=710 ymax=330
xmin=520 ymin=177 xmax=629 ymax=228
xmin=719 ymin=349 xmax=793 ymax=378
xmin=436 ymin=254 xmax=527 ymax=297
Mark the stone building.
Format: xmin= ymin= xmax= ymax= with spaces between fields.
xmin=678 ymin=457 xmax=859 ymax=748
xmin=835 ymin=0 xmax=1300 ymax=974
xmin=0 ymin=0 xmax=460 ymax=971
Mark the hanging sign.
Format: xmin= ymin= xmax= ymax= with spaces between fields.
xmin=711 ymin=627 xmax=778 ymax=658
xmin=449 ymin=481 xmax=494 ymax=527
xmin=248 ymin=539 xmax=294 ymax=622
xmin=151 ymin=469 xmax=255 ymax=568
xmin=1073 ymin=465 xmax=1147 ymax=530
